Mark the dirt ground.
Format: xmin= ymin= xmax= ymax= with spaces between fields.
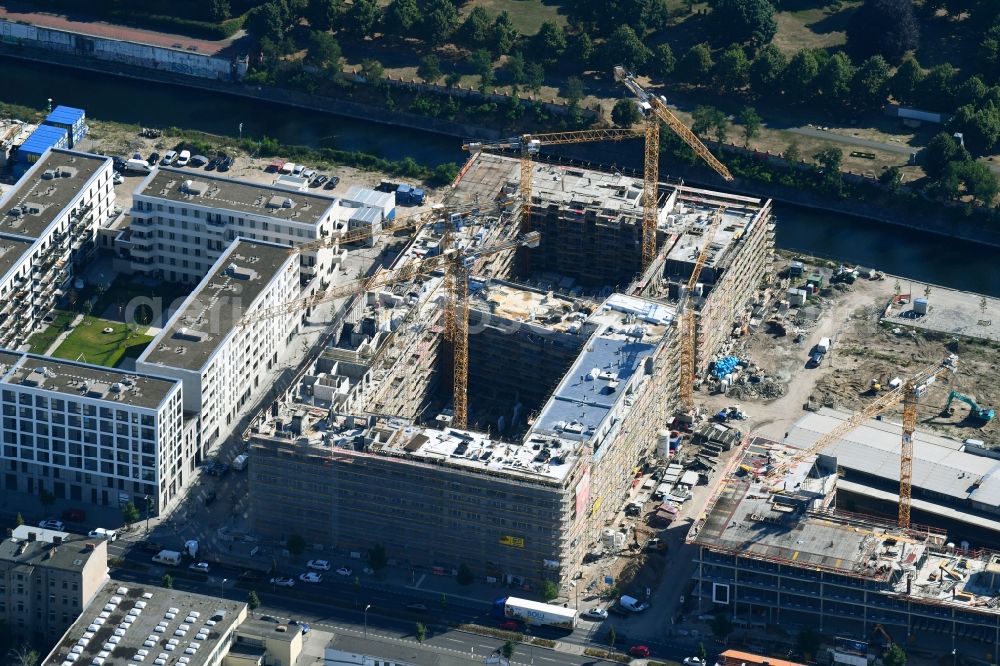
xmin=699 ymin=255 xmax=1000 ymax=444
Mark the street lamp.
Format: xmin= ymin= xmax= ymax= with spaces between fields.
xmin=221 ymin=578 xmax=227 ymax=600
xmin=144 ymin=495 xmax=152 ymax=535
xmin=364 ymin=604 xmax=371 ymax=638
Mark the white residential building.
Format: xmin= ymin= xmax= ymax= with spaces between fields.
xmin=135 ymin=240 xmax=299 ymax=455
xmin=0 ymin=148 xmax=115 ymax=349
xmin=0 ymin=350 xmax=188 ymax=513
xmin=129 ymin=167 xmax=346 ymax=286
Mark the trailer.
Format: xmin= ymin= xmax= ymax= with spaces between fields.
xmin=503 ymin=597 xmax=577 ymax=629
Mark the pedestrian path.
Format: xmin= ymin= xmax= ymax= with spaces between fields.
xmin=42 ymin=313 xmax=85 ymax=355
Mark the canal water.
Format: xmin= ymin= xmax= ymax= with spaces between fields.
xmin=3 ymin=56 xmax=999 ymax=296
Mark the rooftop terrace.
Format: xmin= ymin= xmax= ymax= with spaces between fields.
xmin=43 ymin=581 xmax=246 ymax=666
xmin=0 ymin=149 xmax=108 ymax=239
xmin=138 ymin=239 xmax=294 ymax=370
xmin=0 ymin=350 xmax=179 ymax=409
xmin=137 ymin=167 xmax=339 ymax=226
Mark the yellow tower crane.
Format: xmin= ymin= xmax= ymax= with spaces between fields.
xmin=678 ymin=207 xmax=725 ymax=412
xmin=238 ymin=231 xmax=542 ymax=431
xmin=766 ymin=355 xmax=958 ymax=529
xmin=613 ymin=66 xmax=734 ymax=267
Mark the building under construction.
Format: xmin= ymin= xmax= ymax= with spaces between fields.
xmin=247 ymin=152 xmax=776 ymax=585
xmin=690 ymin=437 xmax=1000 ymax=660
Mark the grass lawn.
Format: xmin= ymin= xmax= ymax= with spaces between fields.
xmin=772 ymin=1 xmax=860 ymax=55
xmin=86 ymin=276 xmax=192 ymax=325
xmin=25 ymin=310 xmax=77 ymax=355
xmin=461 ymin=0 xmax=567 ymax=35
xmin=50 ymin=318 xmax=153 ymax=368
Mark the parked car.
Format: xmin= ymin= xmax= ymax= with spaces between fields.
xmin=189 ymin=562 xmax=211 ymax=573
xmin=684 ymin=658 xmax=706 ymax=666
xmin=307 ymin=559 xmax=331 ymax=571
xmin=113 ymin=172 xmax=124 ymax=185
xmin=112 ymin=156 xmax=127 ymax=170
xmin=302 ymin=168 xmax=317 ymax=180
xmin=808 ymin=351 xmax=825 ymax=368
xmin=335 ymin=567 xmax=353 ymax=576
xmin=289 ymin=620 xmax=310 ymax=634
xmin=190 ymin=154 xmax=209 ymax=167
xmin=260 ymin=615 xmax=279 ymax=623
xmin=292 ymin=164 xmax=306 ymax=176
xmin=323 ymin=176 xmax=340 ymax=190
xmin=581 ymin=607 xmax=608 ymax=621
xmin=630 ymin=645 xmax=651 ymax=658
xmin=39 ymin=520 xmax=64 ymax=531
xmin=311 ymin=175 xmax=328 ymax=187
xmin=175 ymin=150 xmax=190 ymax=167
xmin=61 ymin=508 xmax=86 ymax=523
xmin=148 ymin=152 xmax=160 ymax=165
xmin=270 ymin=577 xmax=295 ymax=587
xmin=499 ymin=619 xmax=521 ymax=631
xmin=405 ymin=603 xmax=428 ymax=613
xmin=299 ymin=572 xmax=323 ymax=583
xmin=160 ymin=150 xmax=177 ymax=166
xmin=206 ymin=156 xmax=221 ymax=171
xmin=218 ymin=156 xmax=233 ymax=172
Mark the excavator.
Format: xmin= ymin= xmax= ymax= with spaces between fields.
xmin=941 ymin=390 xmax=995 ymax=423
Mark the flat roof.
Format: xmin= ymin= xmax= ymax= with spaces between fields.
xmin=138 ymin=239 xmax=294 ymax=370
xmin=471 ymin=280 xmax=588 ymax=334
xmin=0 ymin=351 xmax=179 ymax=410
xmin=663 ymin=195 xmax=763 ymax=271
xmin=785 ymin=408 xmax=1000 ymax=507
xmin=1 ymin=525 xmax=104 ymax=573
xmin=530 ymin=294 xmax=673 ymax=448
xmin=43 ymin=580 xmax=246 ymax=666
xmin=19 ymin=125 xmax=68 ymax=155
xmin=531 ymin=162 xmax=645 ymax=219
xmin=0 ymin=148 xmax=109 ymax=239
xmin=0 ymin=234 xmax=38 ymax=279
xmin=45 ymin=106 xmax=86 ymax=126
xmin=344 ymin=185 xmax=394 ymax=210
xmin=136 ymin=167 xmax=339 ymax=226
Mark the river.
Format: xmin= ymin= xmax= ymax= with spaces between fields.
xmin=3 ymin=56 xmax=999 ymax=296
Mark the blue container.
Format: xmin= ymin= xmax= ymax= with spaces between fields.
xmin=17 ymin=125 xmax=69 ymax=164
xmin=411 ymin=188 xmax=425 ymax=204
xmin=43 ymin=106 xmax=87 ymax=148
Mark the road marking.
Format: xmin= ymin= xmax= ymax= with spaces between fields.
xmin=442 ymin=638 xmax=463 ymax=643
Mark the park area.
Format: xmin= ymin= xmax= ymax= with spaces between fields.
xmin=47 ymin=318 xmax=153 ymax=368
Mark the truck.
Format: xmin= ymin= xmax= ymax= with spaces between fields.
xmin=152 ymin=550 xmax=182 ymax=566
xmin=501 ymin=597 xmax=577 ymax=629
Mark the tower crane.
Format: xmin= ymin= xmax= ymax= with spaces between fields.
xmin=613 ymin=66 xmax=734 ymax=268
xmin=766 ymin=355 xmax=958 ymax=529
xmin=677 ymin=207 xmax=725 ymax=412
xmin=238 ymin=231 xmax=542 ymax=431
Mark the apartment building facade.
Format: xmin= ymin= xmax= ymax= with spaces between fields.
xmin=0 ymin=149 xmax=115 ymax=350
xmin=0 ymin=350 xmax=187 ymax=512
xmin=0 ymin=525 xmax=108 ymax=645
xmin=129 ymin=168 xmax=342 ymax=287
xmin=136 ymin=240 xmax=299 ymax=453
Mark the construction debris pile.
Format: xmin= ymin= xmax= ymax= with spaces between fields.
xmin=704 ymin=354 xmax=786 ymax=401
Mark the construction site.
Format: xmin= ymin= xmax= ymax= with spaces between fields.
xmin=245 ymin=71 xmax=778 ymax=586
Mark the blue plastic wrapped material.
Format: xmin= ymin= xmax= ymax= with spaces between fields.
xmin=711 ymin=356 xmax=740 ymax=378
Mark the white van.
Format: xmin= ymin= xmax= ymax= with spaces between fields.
xmin=232 ymin=453 xmax=249 ymax=472
xmin=87 ymin=527 xmax=118 ymax=542
xmin=816 ymin=337 xmax=832 ymax=354
xmin=175 ymin=150 xmax=191 ymax=167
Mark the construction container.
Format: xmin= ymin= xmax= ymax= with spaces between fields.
xmin=787 ymin=288 xmax=806 ymax=306
xmin=913 ymin=297 xmax=928 ymax=315
xmin=14 ymin=125 xmax=68 ymax=173
xmin=42 ymin=105 xmax=87 ymax=147
xmin=789 ymin=261 xmax=804 ymax=277
xmin=657 ymin=429 xmax=671 ymax=458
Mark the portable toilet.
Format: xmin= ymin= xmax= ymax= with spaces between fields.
xmin=42 ymin=106 xmax=88 ymax=147
xmin=913 ymin=297 xmax=928 ymax=315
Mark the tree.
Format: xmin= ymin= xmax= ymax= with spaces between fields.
xmin=741 ymin=106 xmax=762 ymax=145
xmin=699 ymin=643 xmax=708 ymax=664
xmin=922 ymin=132 xmax=970 ymax=179
xmin=797 ymin=627 xmax=821 ymax=660
xmin=417 ymin=54 xmax=442 ymax=83
xmin=918 ymin=64 xmax=958 ymax=110
xmin=208 ymin=0 xmax=231 ymax=21
xmin=533 ymin=21 xmax=566 ymax=64
xmin=385 ymin=0 xmax=419 ymax=34
xmin=122 ymin=501 xmax=140 ymax=527
xmin=501 ymin=640 xmax=516 ymax=659
xmin=814 ymin=146 xmax=845 ymax=194
xmin=470 ymin=49 xmax=495 ymax=90
xmin=783 ymin=49 xmax=820 ymax=102
xmin=461 ymin=6 xmax=493 ymax=48
xmin=456 ymin=563 xmax=474 ymax=585
xmin=883 ymin=644 xmax=907 ymax=666
xmin=245 ymin=2 xmax=291 ymax=43
xmin=308 ymin=31 xmax=342 ymax=70
xmin=612 ymin=99 xmax=643 ymax=127
xmin=415 ymin=622 xmax=427 ymax=643
xmin=710 ymin=0 xmax=778 ymax=46
xmin=692 ymin=105 xmax=727 ymax=140
xmin=161 ymin=574 xmax=173 ymax=589
xmin=7 ymin=645 xmax=39 ymax=666
xmin=890 ymin=56 xmax=923 ymax=104
xmin=680 ymin=43 xmax=715 ymax=81
xmin=492 ymin=11 xmax=519 ymax=55
xmin=368 ymin=543 xmax=388 ymax=571
xmin=361 ymin=59 xmax=386 ymax=89
xmin=880 ymin=165 xmax=903 ymax=191
xmin=247 ymin=591 xmax=261 ymax=617
xmin=526 ymin=62 xmax=545 ymax=93
xmin=943 ymin=160 xmax=1000 ymax=205
xmin=14 ymin=512 xmax=24 ymax=527
xmin=818 ymin=51 xmax=855 ymax=106
xmin=348 ymin=0 xmax=381 ymax=38
xmin=851 ymin=54 xmax=892 ymax=110
xmin=561 ymin=76 xmax=585 ymax=108
xmin=539 ymin=579 xmax=559 ymax=602
xmin=607 ymin=626 xmax=618 ymax=651
xmin=306 ymin=0 xmax=341 ymax=32
xmin=710 ymin=613 xmax=733 ymax=641
xmin=286 ymin=533 xmax=306 ymax=556
xmin=949 ymin=103 xmax=1000 ymax=155
xmin=432 ymin=163 xmax=459 ymax=185
xmin=573 ymin=33 xmax=595 ymax=68
xmin=980 ymin=25 xmax=1000 ymax=82
xmin=847 ymin=0 xmax=919 ymax=65
xmin=444 ymin=71 xmax=462 ymax=88
xmin=750 ymin=43 xmax=786 ymax=91
xmin=716 ymin=45 xmax=750 ymax=90
xmin=652 ymin=43 xmax=676 ymax=79
xmin=604 ymin=25 xmax=651 ymax=71
xmin=957 ymin=76 xmax=988 ymax=107
xmin=419 ymin=0 xmax=459 ymax=45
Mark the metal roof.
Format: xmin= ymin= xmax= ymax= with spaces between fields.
xmin=344 ymin=185 xmax=394 ymax=211
xmin=19 ymin=125 xmax=68 ymax=156
xmin=44 ymin=105 xmax=85 ymax=126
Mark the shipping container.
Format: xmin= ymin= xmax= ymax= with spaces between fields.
xmin=42 ymin=105 xmax=88 ymax=148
